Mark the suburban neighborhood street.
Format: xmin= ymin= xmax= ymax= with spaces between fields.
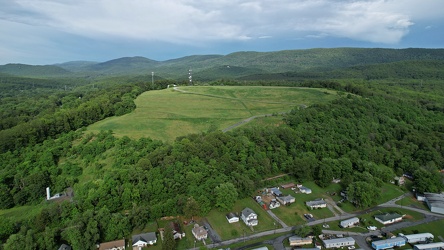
xmin=189 ymin=193 xmax=444 ymax=250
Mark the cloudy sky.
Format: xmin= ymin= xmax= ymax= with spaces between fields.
xmin=1 ymin=0 xmax=443 ymax=65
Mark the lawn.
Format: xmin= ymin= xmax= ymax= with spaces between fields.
xmin=87 ymin=86 xmax=339 ymax=142
xmin=323 ymin=207 xmax=425 ymax=233
xmin=393 ymin=219 xmax=444 ymax=240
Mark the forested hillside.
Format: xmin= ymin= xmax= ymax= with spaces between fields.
xmin=3 ymin=48 xmax=444 ymax=79
xmin=0 ymin=50 xmax=443 ymax=249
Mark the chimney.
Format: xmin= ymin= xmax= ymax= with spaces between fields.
xmin=46 ymin=187 xmax=50 ymax=200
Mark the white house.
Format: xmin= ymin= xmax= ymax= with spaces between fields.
xmin=226 ymin=212 xmax=239 ymax=223
xmin=340 ymin=217 xmax=359 ymax=228
xmin=402 ymin=233 xmax=434 ymax=244
xmin=241 ymin=207 xmax=258 ymax=226
xmin=323 ymin=237 xmax=355 ymax=248
xmin=191 ymin=224 xmax=207 ymax=241
xmin=374 ymin=213 xmax=403 ymax=225
xmin=298 ymin=185 xmax=312 ymax=194
xmin=132 ymin=232 xmax=157 ymax=250
xmin=306 ymin=199 xmax=327 ymax=209
xmin=414 ymin=242 xmax=444 ymax=250
xmin=269 ymin=200 xmax=280 ymax=209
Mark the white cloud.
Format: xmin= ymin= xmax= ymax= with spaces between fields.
xmin=0 ymin=0 xmax=443 ymax=64
xmin=2 ymin=0 xmax=431 ymax=44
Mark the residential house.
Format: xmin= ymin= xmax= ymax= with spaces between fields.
xmin=402 ymin=233 xmax=434 ymax=244
xmin=277 ymin=195 xmax=295 ymax=205
xmin=98 ymin=239 xmax=125 ymax=250
xmin=241 ymin=207 xmax=258 ymax=226
xmin=306 ymin=199 xmax=327 ymax=209
xmin=323 ymin=237 xmax=355 ymax=248
xmin=414 ymin=242 xmax=444 ymax=250
xmin=132 ymin=232 xmax=157 ymax=250
xmin=269 ymin=199 xmax=280 ymax=209
xmin=192 ymin=224 xmax=207 ymax=241
xmin=340 ymin=217 xmax=359 ymax=228
xmin=374 ymin=213 xmax=403 ymax=225
xmin=226 ymin=212 xmax=239 ymax=223
xmin=298 ymin=185 xmax=312 ymax=194
xmin=289 ymin=236 xmax=313 ymax=246
xmin=372 ymin=237 xmax=406 ymax=250
xmin=270 ymin=187 xmax=282 ymax=197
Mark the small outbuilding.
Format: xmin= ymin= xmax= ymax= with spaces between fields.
xmin=226 ymin=212 xmax=239 ymax=223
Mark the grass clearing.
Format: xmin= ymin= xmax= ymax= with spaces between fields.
xmin=87 ymin=86 xmax=339 ymax=142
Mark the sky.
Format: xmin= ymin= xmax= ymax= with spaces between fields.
xmin=1 ymin=0 xmax=443 ymax=65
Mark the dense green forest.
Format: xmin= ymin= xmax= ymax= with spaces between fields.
xmin=1 ymin=50 xmax=444 ymax=249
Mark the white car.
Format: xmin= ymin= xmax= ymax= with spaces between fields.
xmin=367 ymin=226 xmax=377 ymax=231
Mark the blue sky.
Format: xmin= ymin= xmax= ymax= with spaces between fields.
xmin=1 ymin=0 xmax=443 ymax=65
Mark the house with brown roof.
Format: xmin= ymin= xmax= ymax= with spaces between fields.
xmin=98 ymin=239 xmax=125 ymax=250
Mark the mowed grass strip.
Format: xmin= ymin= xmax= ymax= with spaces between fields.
xmin=88 ymin=86 xmax=339 ymax=142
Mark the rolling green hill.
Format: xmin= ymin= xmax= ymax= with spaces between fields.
xmin=87 ymin=86 xmax=339 ymax=142
xmin=3 ymin=48 xmax=444 ymax=79
xmin=0 ymin=64 xmax=72 ymax=77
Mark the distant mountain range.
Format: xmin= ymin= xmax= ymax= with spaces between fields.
xmin=1 ymin=48 xmax=444 ymax=80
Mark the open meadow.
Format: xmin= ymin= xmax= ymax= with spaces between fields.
xmin=87 ymin=86 xmax=339 ymax=142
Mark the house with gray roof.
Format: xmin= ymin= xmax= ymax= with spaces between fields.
xmin=374 ymin=213 xmax=403 ymax=225
xmin=306 ymin=199 xmax=327 ymax=209
xmin=424 ymin=192 xmax=444 ymax=215
xmin=241 ymin=207 xmax=258 ymax=226
xmin=132 ymin=232 xmax=157 ymax=249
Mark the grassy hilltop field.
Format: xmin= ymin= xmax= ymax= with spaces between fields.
xmin=87 ymin=86 xmax=339 ymax=142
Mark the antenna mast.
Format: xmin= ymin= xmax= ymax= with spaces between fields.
xmin=188 ymin=68 xmax=193 ymax=85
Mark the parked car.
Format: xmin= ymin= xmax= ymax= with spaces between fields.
xmin=367 ymin=226 xmax=377 ymax=231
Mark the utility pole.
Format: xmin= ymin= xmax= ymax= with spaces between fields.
xmin=151 ymin=72 xmax=154 ymax=88
xmin=188 ymin=68 xmax=192 ymax=85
